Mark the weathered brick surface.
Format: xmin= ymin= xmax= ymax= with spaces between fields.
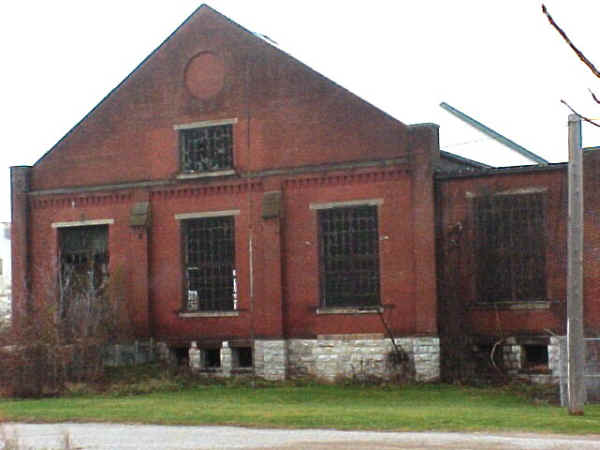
xmin=7 ymin=6 xmax=446 ymax=390
xmin=12 ymin=6 xmax=439 ymax=347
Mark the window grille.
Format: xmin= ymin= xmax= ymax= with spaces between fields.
xmin=318 ymin=205 xmax=380 ymax=307
xmin=474 ymin=193 xmax=546 ymax=302
xmin=180 ymin=124 xmax=233 ymax=172
xmin=183 ymin=216 xmax=235 ymax=311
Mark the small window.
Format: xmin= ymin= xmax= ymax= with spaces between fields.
xmin=204 ymin=348 xmax=221 ymax=368
xmin=173 ymin=347 xmax=189 ymax=366
xmin=474 ymin=193 xmax=546 ymax=302
xmin=318 ymin=205 xmax=380 ymax=307
xmin=233 ymin=347 xmax=253 ymax=368
xmin=183 ymin=216 xmax=236 ymax=311
xmin=180 ymin=124 xmax=233 ymax=172
xmin=523 ymin=345 xmax=549 ymax=370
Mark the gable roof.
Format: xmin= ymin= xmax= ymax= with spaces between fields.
xmin=34 ymin=4 xmax=405 ymax=167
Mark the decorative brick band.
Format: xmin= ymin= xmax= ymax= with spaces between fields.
xmin=151 ymin=181 xmax=262 ymax=200
xmin=31 ymin=192 xmax=133 ymax=210
xmin=284 ymin=168 xmax=409 ymax=191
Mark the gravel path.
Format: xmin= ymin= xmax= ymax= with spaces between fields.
xmin=1 ymin=423 xmax=599 ymax=450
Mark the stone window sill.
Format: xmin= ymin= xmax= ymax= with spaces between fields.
xmin=176 ymin=169 xmax=236 ymax=180
xmin=316 ymin=306 xmax=383 ymax=315
xmin=470 ymin=301 xmax=554 ymax=311
xmin=179 ymin=311 xmax=240 ymax=318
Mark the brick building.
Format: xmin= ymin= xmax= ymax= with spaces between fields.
xmin=11 ymin=5 xmax=441 ymax=381
xmin=11 ymin=5 xmax=593 ymax=383
xmin=436 ymin=151 xmax=600 ymax=383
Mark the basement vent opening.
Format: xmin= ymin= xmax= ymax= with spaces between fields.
xmin=523 ymin=345 xmax=549 ymax=370
xmin=173 ymin=347 xmax=189 ymax=366
xmin=205 ymin=348 xmax=221 ymax=368
xmin=233 ymin=347 xmax=253 ymax=368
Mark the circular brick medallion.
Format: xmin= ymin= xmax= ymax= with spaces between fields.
xmin=184 ymin=52 xmax=225 ymax=99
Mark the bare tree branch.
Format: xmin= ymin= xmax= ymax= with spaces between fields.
xmin=542 ymin=4 xmax=600 ymax=79
xmin=561 ymin=99 xmax=600 ymax=128
xmin=589 ymin=88 xmax=600 ymax=105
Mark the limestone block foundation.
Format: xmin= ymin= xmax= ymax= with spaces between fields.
xmin=186 ymin=336 xmax=440 ymax=382
xmin=288 ymin=335 xmax=440 ymax=382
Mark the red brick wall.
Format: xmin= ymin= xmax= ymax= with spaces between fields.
xmin=14 ymin=7 xmax=439 ymax=343
xmin=583 ymin=150 xmax=600 ymax=334
xmin=22 ymin=163 xmax=437 ymax=342
xmin=436 ymin=168 xmax=568 ymax=337
xmin=282 ymin=169 xmax=417 ymax=338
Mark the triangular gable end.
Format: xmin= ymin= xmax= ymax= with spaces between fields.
xmin=31 ymin=4 xmax=410 ymax=191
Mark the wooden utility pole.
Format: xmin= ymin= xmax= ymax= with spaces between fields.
xmin=567 ymin=113 xmax=586 ymax=415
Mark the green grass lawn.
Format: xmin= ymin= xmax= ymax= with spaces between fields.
xmin=1 ymin=383 xmax=599 ymax=434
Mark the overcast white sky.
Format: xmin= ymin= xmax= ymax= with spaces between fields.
xmin=1 ymin=1 xmax=600 ymax=222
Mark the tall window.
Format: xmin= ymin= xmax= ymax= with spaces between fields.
xmin=183 ymin=216 xmax=236 ymax=311
xmin=180 ymin=124 xmax=233 ymax=173
xmin=474 ymin=193 xmax=546 ymax=302
xmin=318 ymin=205 xmax=380 ymax=307
xmin=59 ymin=225 xmax=109 ymax=315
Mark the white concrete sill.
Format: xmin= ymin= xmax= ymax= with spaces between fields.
xmin=179 ymin=311 xmax=240 ymax=318
xmin=316 ymin=306 xmax=383 ymax=315
xmin=176 ymin=169 xmax=236 ymax=180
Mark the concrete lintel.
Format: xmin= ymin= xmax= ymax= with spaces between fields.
xmin=175 ymin=210 xmax=240 ymax=220
xmin=173 ymin=118 xmax=238 ymax=130
xmin=51 ymin=218 xmax=114 ymax=228
xmin=310 ymin=199 xmax=383 ymax=210
xmin=466 ymin=187 xmax=548 ymax=198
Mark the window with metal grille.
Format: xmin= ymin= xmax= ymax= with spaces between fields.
xmin=59 ymin=225 xmax=109 ymax=315
xmin=180 ymin=124 xmax=233 ymax=172
xmin=318 ymin=205 xmax=380 ymax=307
xmin=474 ymin=193 xmax=546 ymax=302
xmin=183 ymin=216 xmax=236 ymax=311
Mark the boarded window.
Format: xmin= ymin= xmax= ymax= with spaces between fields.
xmin=318 ymin=205 xmax=380 ymax=307
xmin=474 ymin=193 xmax=546 ymax=302
xmin=180 ymin=125 xmax=233 ymax=172
xmin=183 ymin=216 xmax=236 ymax=311
xmin=59 ymin=225 xmax=109 ymax=315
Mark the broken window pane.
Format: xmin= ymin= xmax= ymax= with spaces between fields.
xmin=59 ymin=225 xmax=109 ymax=318
xmin=318 ymin=205 xmax=380 ymax=307
xmin=474 ymin=193 xmax=546 ymax=302
xmin=180 ymin=125 xmax=233 ymax=172
xmin=184 ymin=216 xmax=236 ymax=311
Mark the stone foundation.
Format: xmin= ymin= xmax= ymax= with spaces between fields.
xmin=548 ymin=336 xmax=562 ymax=378
xmin=186 ymin=336 xmax=439 ymax=382
xmin=287 ymin=335 xmax=439 ymax=382
xmin=497 ymin=336 xmax=561 ymax=384
xmin=185 ymin=334 xmax=440 ymax=381
xmin=254 ymin=340 xmax=287 ymax=381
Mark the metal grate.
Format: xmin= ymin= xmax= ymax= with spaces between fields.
xmin=184 ymin=216 xmax=236 ymax=311
xmin=474 ymin=193 xmax=546 ymax=302
xmin=318 ymin=205 xmax=380 ymax=307
xmin=181 ymin=125 xmax=233 ymax=172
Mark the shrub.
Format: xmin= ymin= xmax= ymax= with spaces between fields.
xmin=0 ymin=265 xmax=132 ymax=398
